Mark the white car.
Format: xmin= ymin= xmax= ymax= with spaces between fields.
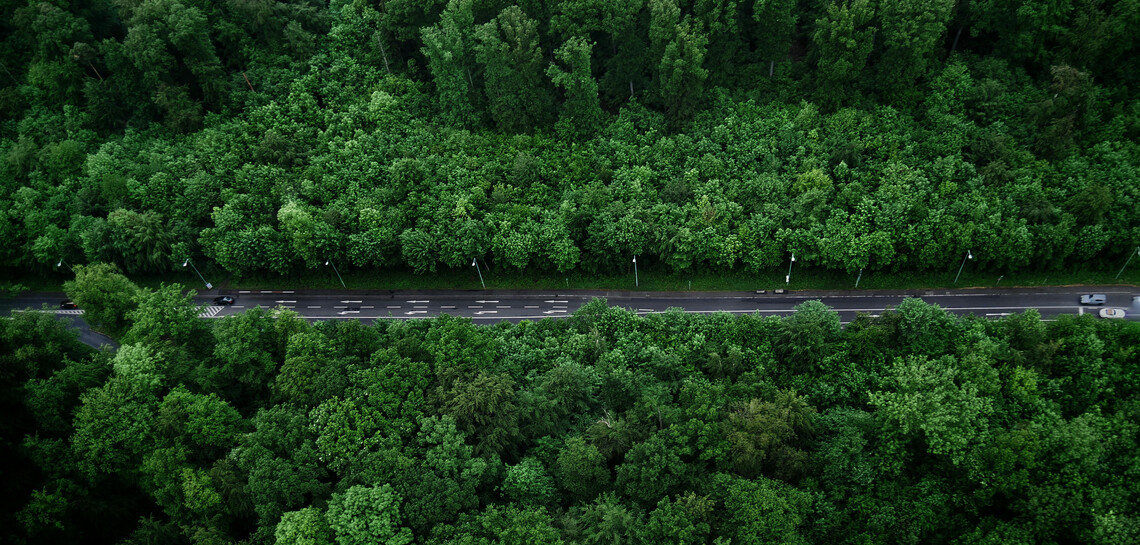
xmin=1099 ymin=308 xmax=1126 ymax=319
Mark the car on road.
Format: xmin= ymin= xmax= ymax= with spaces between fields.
xmin=59 ymin=300 xmax=78 ymax=309
xmin=1080 ymin=294 xmax=1107 ymax=305
xmin=1099 ymin=308 xmax=1126 ymax=319
xmin=213 ymin=296 xmax=235 ymax=305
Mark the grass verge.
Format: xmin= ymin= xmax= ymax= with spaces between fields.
xmin=6 ymin=262 xmax=1137 ymax=295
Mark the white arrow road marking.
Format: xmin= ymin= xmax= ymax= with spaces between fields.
xmin=342 ymin=300 xmax=363 ymax=303
xmin=406 ymin=300 xmax=429 ymax=303
xmin=338 ymin=310 xmax=361 ymax=315
xmin=476 ymin=300 xmax=499 ymax=303
xmin=543 ymin=310 xmax=568 ymax=314
xmin=545 ymin=300 xmax=568 ymax=303
xmin=474 ymin=310 xmax=498 ymax=315
xmin=404 ymin=310 xmax=427 ymax=315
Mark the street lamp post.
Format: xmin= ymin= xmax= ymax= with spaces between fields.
xmin=1115 ymin=246 xmax=1140 ymax=280
xmin=472 ymin=258 xmax=485 ymax=289
xmin=855 ymin=268 xmax=863 ymax=288
xmin=55 ymin=258 xmax=73 ymax=272
xmin=633 ymin=256 xmax=638 ymax=288
xmin=324 ymin=259 xmax=346 ymax=289
xmin=786 ymin=253 xmax=795 ymax=284
xmin=954 ymin=250 xmax=973 ymax=285
xmin=996 ymin=275 xmax=1004 ymax=287
xmin=182 ymin=259 xmax=212 ymax=289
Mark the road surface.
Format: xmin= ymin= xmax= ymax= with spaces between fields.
xmin=5 ymin=287 xmax=1138 ymax=332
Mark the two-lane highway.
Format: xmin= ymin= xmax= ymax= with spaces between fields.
xmin=6 ymin=288 xmax=1138 ymax=329
xmin=190 ymin=287 xmax=1140 ymax=324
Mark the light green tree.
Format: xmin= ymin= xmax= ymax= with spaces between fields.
xmin=502 ymin=457 xmax=557 ymax=507
xmin=326 ymin=485 xmax=413 ymax=545
xmin=870 ymin=354 xmax=995 ymax=465
xmin=275 ymin=507 xmax=333 ymax=545
xmin=63 ymin=262 xmax=140 ymax=338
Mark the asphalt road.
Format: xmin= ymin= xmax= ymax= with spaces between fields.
xmin=195 ymin=286 xmax=1140 ymax=324
xmin=57 ymin=314 xmax=120 ymax=350
xmin=197 ymin=287 xmax=1138 ymax=324
xmin=6 ymin=288 xmax=1138 ymax=336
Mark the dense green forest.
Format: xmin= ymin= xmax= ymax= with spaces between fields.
xmin=3 ymin=266 xmax=1140 ymax=544
xmin=1 ymin=0 xmax=1139 ymax=280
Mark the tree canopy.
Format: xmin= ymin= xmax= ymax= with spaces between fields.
xmin=2 ymin=287 xmax=1139 ymax=544
xmin=1 ymin=0 xmax=1138 ymax=282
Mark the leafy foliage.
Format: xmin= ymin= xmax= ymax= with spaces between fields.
xmin=1 ymin=1 xmax=1138 ymax=282
xmin=3 ymin=2 xmax=1140 ymax=541
xmin=3 ymin=297 xmax=1139 ymax=544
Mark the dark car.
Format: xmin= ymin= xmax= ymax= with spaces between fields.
xmin=213 ymin=296 xmax=235 ymax=305
xmin=59 ymin=300 xmax=78 ymax=309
